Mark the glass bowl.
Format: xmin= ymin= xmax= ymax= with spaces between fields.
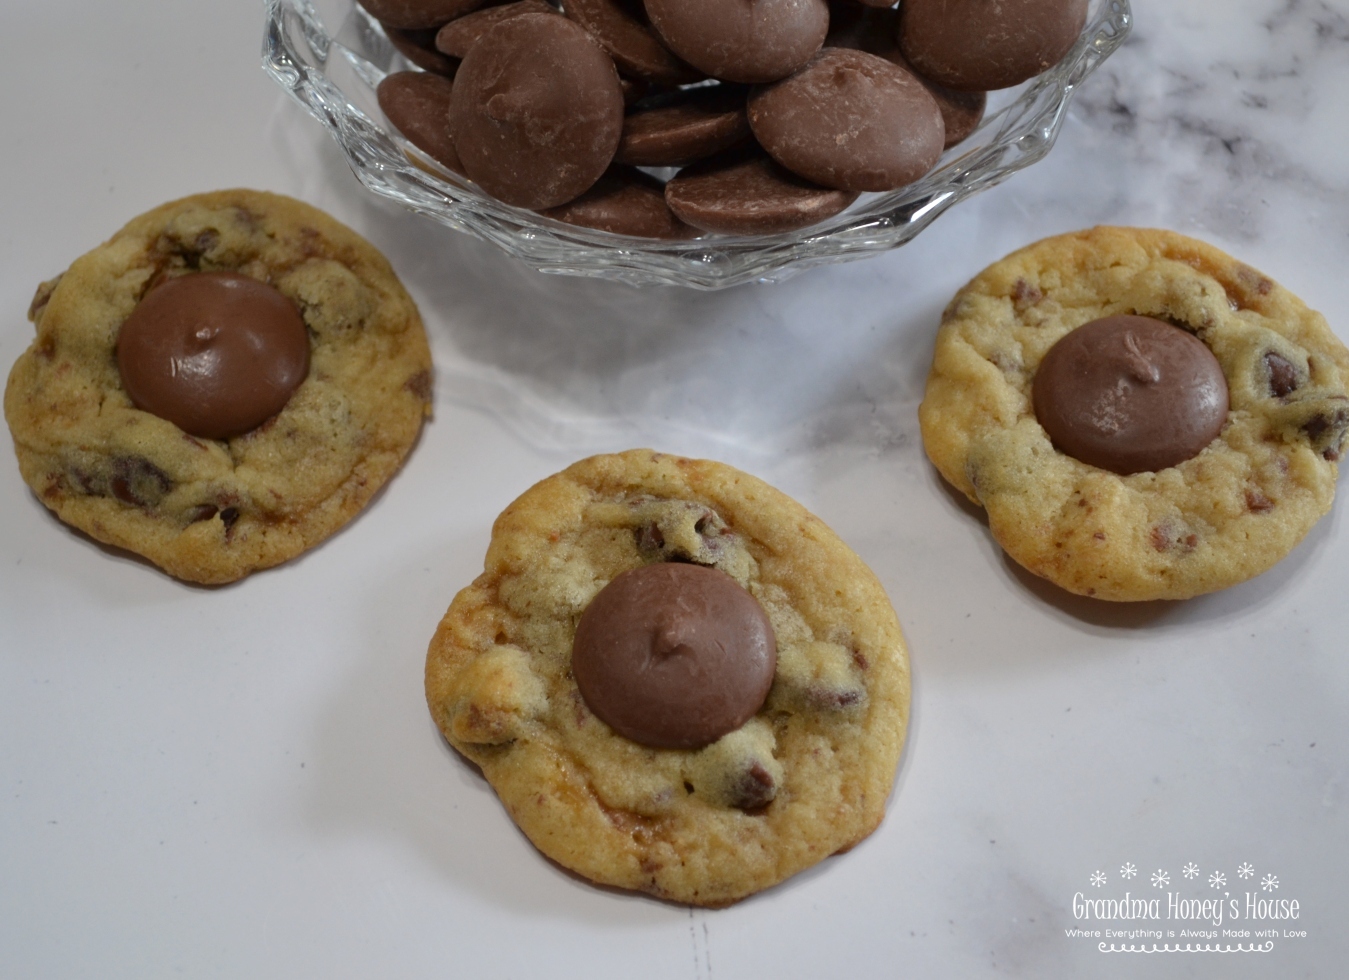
xmin=262 ymin=0 xmax=1132 ymax=289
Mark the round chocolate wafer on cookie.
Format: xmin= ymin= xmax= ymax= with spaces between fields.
xmin=425 ymin=450 xmax=910 ymax=906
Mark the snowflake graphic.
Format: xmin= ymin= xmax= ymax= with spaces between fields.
xmin=1151 ymin=869 xmax=1170 ymax=889
xmin=1237 ymin=862 xmax=1255 ymax=879
xmin=1261 ymin=874 xmax=1279 ymax=892
xmin=1121 ymin=862 xmax=1137 ymax=879
xmin=1090 ymin=871 xmax=1107 ymax=888
xmin=1209 ymin=871 xmax=1226 ymax=889
xmin=1182 ymin=862 xmax=1200 ymax=879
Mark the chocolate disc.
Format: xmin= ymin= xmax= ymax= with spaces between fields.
xmin=117 ymin=272 xmax=310 ymax=441
xmin=378 ymin=71 xmax=464 ymax=173
xmin=563 ymin=0 xmax=704 ymax=86
xmin=450 ymin=13 xmax=624 ymax=210
xmin=824 ymin=0 xmax=888 ymax=51
xmin=1032 ymin=315 xmax=1230 ymax=475
xmin=665 ymin=146 xmax=858 ymax=235
xmin=898 ymin=0 xmax=1088 ymax=92
xmin=619 ymin=76 xmax=654 ymax=105
xmin=615 ymin=85 xmax=750 ymax=167
xmin=748 ymin=47 xmax=945 ymax=192
xmin=644 ymin=0 xmax=829 ymax=84
xmin=541 ymin=166 xmax=697 ymax=238
xmin=572 ymin=563 xmax=777 ymax=749
xmin=825 ymin=4 xmax=986 ymax=149
xmin=929 ymin=85 xmax=986 ymax=150
xmin=359 ymin=0 xmax=489 ymax=30
xmin=384 ymin=24 xmax=460 ymax=75
xmin=434 ymin=1 xmax=556 ymax=59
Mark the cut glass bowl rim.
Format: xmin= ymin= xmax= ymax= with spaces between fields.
xmin=263 ymin=0 xmax=1132 ymax=289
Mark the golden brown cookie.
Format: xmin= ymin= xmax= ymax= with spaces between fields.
xmin=425 ymin=450 xmax=910 ymax=905
xmin=4 ymin=190 xmax=432 ymax=584
xmin=920 ymin=226 xmax=1349 ymax=601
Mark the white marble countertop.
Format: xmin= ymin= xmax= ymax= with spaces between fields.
xmin=2 ymin=1 xmax=1346 ymax=976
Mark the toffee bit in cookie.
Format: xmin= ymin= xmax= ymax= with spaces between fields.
xmin=1245 ymin=488 xmax=1274 ymax=513
xmin=1235 ymin=264 xmax=1275 ymax=300
xmin=116 ymin=272 xmax=310 ymax=440
xmin=1011 ymin=277 xmax=1043 ymax=309
xmin=1149 ymin=520 xmax=1198 ymax=554
xmin=572 ymin=563 xmax=776 ymax=750
xmin=28 ymin=275 xmax=62 ymax=323
xmin=403 ymin=368 xmax=433 ymax=402
xmin=448 ymin=645 xmax=548 ymax=745
xmin=1032 ymin=314 xmax=1229 ymax=475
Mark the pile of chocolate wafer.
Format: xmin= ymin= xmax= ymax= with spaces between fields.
xmin=368 ymin=0 xmax=1087 ymax=237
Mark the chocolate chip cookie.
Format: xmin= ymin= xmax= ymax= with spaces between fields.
xmin=424 ymin=450 xmax=910 ymax=905
xmin=920 ymin=227 xmax=1349 ymax=600
xmin=5 ymin=189 xmax=432 ymax=584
